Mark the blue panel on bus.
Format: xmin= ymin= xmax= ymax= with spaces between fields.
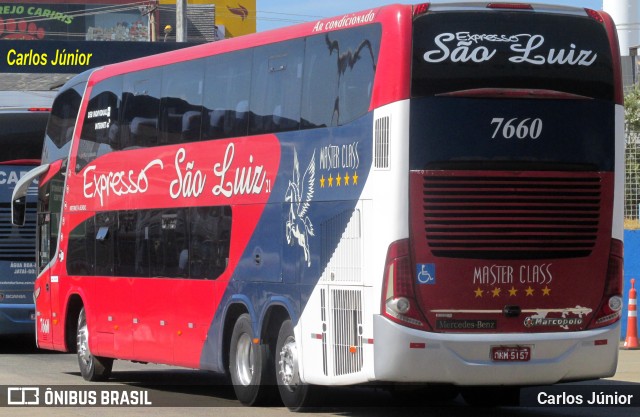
xmin=200 ymin=112 xmax=374 ymax=372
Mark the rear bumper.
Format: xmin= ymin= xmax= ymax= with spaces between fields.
xmin=373 ymin=315 xmax=619 ymax=385
xmin=0 ymin=304 xmax=36 ymax=335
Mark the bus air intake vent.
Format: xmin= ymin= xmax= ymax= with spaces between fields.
xmin=421 ymin=173 xmax=601 ymax=260
xmin=0 ymin=203 xmax=37 ymax=261
xmin=374 ymin=116 xmax=390 ymax=169
xmin=331 ymin=289 xmax=363 ymax=376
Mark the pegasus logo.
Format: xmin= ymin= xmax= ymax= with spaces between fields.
xmin=285 ymin=149 xmax=315 ymax=267
xmin=227 ymin=4 xmax=249 ymax=21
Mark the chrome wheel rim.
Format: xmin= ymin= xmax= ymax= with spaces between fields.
xmin=278 ymin=335 xmax=300 ymax=392
xmin=77 ymin=321 xmax=92 ymax=367
xmin=235 ymin=333 xmax=254 ymax=386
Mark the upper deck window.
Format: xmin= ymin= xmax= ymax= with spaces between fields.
xmin=250 ymin=39 xmax=304 ymax=134
xmin=43 ymin=82 xmax=85 ymax=165
xmin=74 ymin=24 xmax=382 ymax=173
xmin=302 ymin=24 xmax=381 ymax=128
xmin=412 ymin=11 xmax=614 ymax=100
xmin=160 ymin=60 xmax=205 ymax=144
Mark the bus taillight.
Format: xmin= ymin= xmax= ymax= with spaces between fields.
xmin=589 ymin=239 xmax=624 ymax=329
xmin=381 ymin=239 xmax=429 ymax=331
xmin=585 ymin=9 xmax=605 ymax=24
xmin=413 ymin=3 xmax=430 ymax=17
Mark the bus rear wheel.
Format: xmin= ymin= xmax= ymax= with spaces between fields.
xmin=229 ymin=313 xmax=274 ymax=406
xmin=276 ymin=318 xmax=321 ymax=410
xmin=76 ymin=307 xmax=113 ymax=381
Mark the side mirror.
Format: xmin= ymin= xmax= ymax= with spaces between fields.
xmin=12 ymin=196 xmax=26 ymax=226
xmin=11 ymin=164 xmax=50 ymax=227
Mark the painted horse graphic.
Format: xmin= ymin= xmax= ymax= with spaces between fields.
xmin=285 ymin=149 xmax=315 ymax=267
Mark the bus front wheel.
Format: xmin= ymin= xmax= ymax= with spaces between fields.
xmin=76 ymin=307 xmax=113 ymax=381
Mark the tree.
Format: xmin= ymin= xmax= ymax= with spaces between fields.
xmin=625 ymin=85 xmax=640 ymax=225
xmin=625 ymin=84 xmax=640 ymax=131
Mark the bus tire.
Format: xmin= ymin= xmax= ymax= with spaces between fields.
xmin=229 ymin=313 xmax=273 ymax=406
xmin=76 ymin=307 xmax=113 ymax=381
xmin=276 ymin=318 xmax=321 ymax=410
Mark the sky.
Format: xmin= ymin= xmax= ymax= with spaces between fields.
xmin=256 ymin=0 xmax=604 ymax=32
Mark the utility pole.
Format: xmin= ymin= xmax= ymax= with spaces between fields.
xmin=140 ymin=1 xmax=158 ymax=42
xmin=177 ymin=0 xmax=187 ymax=42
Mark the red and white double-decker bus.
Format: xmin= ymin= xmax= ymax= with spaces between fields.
xmin=13 ymin=2 xmax=624 ymax=408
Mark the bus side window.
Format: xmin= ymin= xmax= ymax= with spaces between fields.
xmin=189 ymin=206 xmax=231 ymax=279
xmin=45 ymin=82 xmax=85 ymax=164
xmin=249 ymin=39 xmax=303 ymax=135
xmin=301 ymin=34 xmax=340 ymax=129
xmin=115 ymin=211 xmax=139 ymax=277
xmin=335 ymin=26 xmax=380 ymax=125
xmin=47 ymin=87 xmax=83 ymax=148
xmin=67 ymin=216 xmax=96 ymax=276
xmin=76 ymin=77 xmax=122 ymax=172
xmin=95 ymin=212 xmax=116 ymax=276
xmin=302 ymin=25 xmax=381 ymax=127
xmin=159 ymin=60 xmax=204 ymax=145
xmin=203 ymin=50 xmax=251 ymax=140
xmin=122 ymin=69 xmax=161 ymax=149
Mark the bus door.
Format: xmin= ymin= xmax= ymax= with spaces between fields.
xmin=35 ymin=162 xmax=65 ymax=349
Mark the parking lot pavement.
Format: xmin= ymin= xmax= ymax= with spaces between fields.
xmin=609 ymin=348 xmax=640 ymax=383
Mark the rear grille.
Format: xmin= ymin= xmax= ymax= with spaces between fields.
xmin=331 ymin=289 xmax=363 ymax=376
xmin=421 ymin=173 xmax=601 ymax=260
xmin=0 ymin=203 xmax=37 ymax=261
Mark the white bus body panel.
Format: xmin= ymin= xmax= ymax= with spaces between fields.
xmin=373 ymin=315 xmax=619 ymax=384
xmin=298 ymin=101 xmax=410 ymax=385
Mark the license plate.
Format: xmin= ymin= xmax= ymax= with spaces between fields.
xmin=491 ymin=346 xmax=531 ymax=362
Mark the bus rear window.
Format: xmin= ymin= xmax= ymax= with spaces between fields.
xmin=412 ymin=11 xmax=614 ymax=100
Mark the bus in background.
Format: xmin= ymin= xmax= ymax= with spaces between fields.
xmin=0 ymin=105 xmax=50 ymax=336
xmin=13 ymin=2 xmax=623 ymax=408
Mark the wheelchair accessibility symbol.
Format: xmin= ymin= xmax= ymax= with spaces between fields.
xmin=417 ymin=264 xmax=436 ymax=285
